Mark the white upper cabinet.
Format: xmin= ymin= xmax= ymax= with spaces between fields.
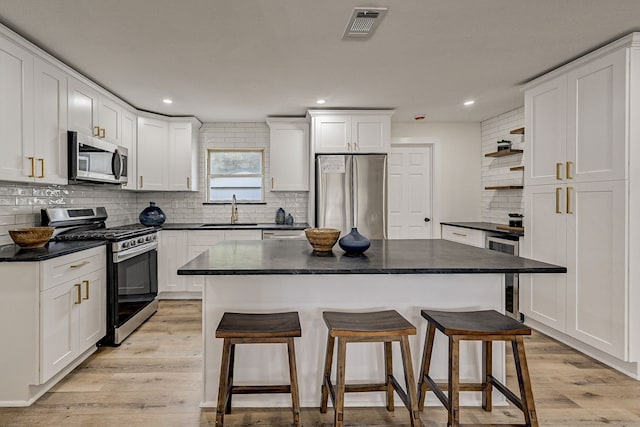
xmin=168 ymin=120 xmax=200 ymax=192
xmin=138 ymin=115 xmax=200 ymax=191
xmin=525 ymin=47 xmax=627 ymax=186
xmin=120 ymin=109 xmax=138 ymax=190
xmin=266 ymin=117 xmax=309 ymax=191
xmin=308 ymin=110 xmax=394 ymax=153
xmin=137 ymin=116 xmax=169 ymax=191
xmin=34 ymin=57 xmax=68 ymax=185
xmin=68 ymin=77 xmax=123 ymax=145
xmin=0 ymin=36 xmax=34 ymax=182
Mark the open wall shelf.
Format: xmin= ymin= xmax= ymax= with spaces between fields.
xmin=484 ymin=185 xmax=524 ymax=190
xmin=485 ymin=149 xmax=523 ymax=158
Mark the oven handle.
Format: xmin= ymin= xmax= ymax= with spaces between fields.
xmin=113 ymin=241 xmax=158 ymax=263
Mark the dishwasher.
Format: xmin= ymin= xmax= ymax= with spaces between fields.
xmin=262 ymin=230 xmax=307 ymax=240
xmin=486 ymin=235 xmax=522 ymax=321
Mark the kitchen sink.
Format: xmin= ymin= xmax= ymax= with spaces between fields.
xmin=200 ymin=223 xmax=258 ymax=227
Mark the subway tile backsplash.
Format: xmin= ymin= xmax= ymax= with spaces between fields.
xmin=0 ymin=122 xmax=309 ymax=246
xmin=481 ymin=106 xmax=524 ymax=224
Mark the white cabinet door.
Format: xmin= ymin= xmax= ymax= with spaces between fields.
xmin=34 ymin=57 xmax=68 ymax=185
xmin=313 ymin=115 xmax=350 ymax=153
xmin=78 ymin=269 xmax=106 ymax=353
xmin=168 ymin=122 xmax=193 ymax=191
xmin=186 ymin=231 xmax=225 ymax=293
xmin=120 ymin=109 xmax=137 ymax=190
xmin=0 ymin=36 xmax=34 ymax=182
xmin=565 ymin=180 xmax=626 ymax=358
xmin=40 ymin=280 xmax=79 ymax=383
xmin=351 ymin=115 xmax=389 ymax=153
xmin=158 ymin=231 xmax=188 ymax=293
xmin=68 ymin=77 xmax=99 ymax=137
xmin=137 ymin=117 xmax=169 ymax=190
xmin=267 ymin=118 xmax=309 ymax=191
xmin=566 ymin=48 xmax=627 ymax=183
xmin=521 ymin=184 xmax=567 ymax=331
xmin=97 ymin=96 xmax=122 ymax=145
xmin=524 ymin=75 xmax=567 ymax=186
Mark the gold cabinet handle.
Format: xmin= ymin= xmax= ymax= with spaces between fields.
xmin=38 ymin=158 xmax=45 ymax=178
xmin=556 ymin=163 xmax=563 ymax=180
xmin=452 ymin=232 xmax=468 ymax=237
xmin=566 ymin=161 xmax=573 ymax=180
xmin=556 ymin=188 xmax=562 ymax=214
xmin=74 ymin=284 xmax=82 ymax=304
xmin=140 ymin=176 xmax=144 ymax=188
xmin=100 ymin=128 xmax=106 ymax=139
xmin=83 ymin=280 xmax=89 ymax=300
xmin=28 ymin=157 xmax=36 ymax=177
xmin=187 ymin=176 xmax=191 ymax=190
xmin=70 ymin=260 xmax=90 ymax=269
xmin=94 ymin=126 xmax=101 ymax=137
xmin=271 ymin=177 xmax=275 ymax=190
xmin=567 ymin=187 xmax=573 ymax=214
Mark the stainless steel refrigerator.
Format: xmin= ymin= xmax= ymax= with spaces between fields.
xmin=316 ymin=154 xmax=387 ymax=239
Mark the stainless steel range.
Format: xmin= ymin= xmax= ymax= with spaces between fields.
xmin=42 ymin=207 xmax=159 ymax=345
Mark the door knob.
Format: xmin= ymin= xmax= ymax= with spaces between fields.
xmin=424 ymin=218 xmax=430 ymax=222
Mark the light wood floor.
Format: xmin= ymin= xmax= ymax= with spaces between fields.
xmin=1 ymin=300 xmax=639 ymax=426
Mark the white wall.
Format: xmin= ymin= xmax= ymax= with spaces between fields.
xmin=391 ymin=122 xmax=482 ymax=224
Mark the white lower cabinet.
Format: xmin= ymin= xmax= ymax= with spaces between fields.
xmin=0 ymin=246 xmax=106 ymax=405
xmin=158 ymin=229 xmax=262 ymax=299
xmin=522 ymin=180 xmax=627 ymax=359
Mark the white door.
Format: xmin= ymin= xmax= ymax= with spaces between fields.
xmin=387 ymin=145 xmax=433 ymax=239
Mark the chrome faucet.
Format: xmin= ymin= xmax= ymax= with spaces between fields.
xmin=230 ymin=194 xmax=239 ymax=224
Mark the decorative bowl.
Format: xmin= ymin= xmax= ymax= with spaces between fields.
xmin=304 ymin=228 xmax=340 ymax=252
xmin=9 ymin=227 xmax=54 ymax=249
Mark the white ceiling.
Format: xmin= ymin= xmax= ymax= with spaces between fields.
xmin=1 ymin=0 xmax=639 ymax=123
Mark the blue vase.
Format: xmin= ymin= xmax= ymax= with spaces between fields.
xmin=275 ymin=208 xmax=285 ymax=224
xmin=338 ymin=227 xmax=370 ymax=255
xmin=139 ymin=202 xmax=166 ymax=226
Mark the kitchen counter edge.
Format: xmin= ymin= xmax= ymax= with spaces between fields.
xmin=160 ymin=223 xmax=310 ymax=231
xmin=0 ymin=240 xmax=107 ymax=262
xmin=441 ymin=221 xmax=523 ymax=237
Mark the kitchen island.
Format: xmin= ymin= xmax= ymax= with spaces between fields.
xmin=178 ymin=239 xmax=565 ymax=408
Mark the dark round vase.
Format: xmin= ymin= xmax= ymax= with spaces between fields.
xmin=139 ymin=202 xmax=166 ymax=226
xmin=338 ymin=227 xmax=370 ymax=255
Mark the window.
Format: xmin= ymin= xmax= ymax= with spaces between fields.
xmin=207 ymin=149 xmax=264 ymax=202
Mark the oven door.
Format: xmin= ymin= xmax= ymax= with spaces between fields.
xmin=112 ymin=243 xmax=158 ymax=327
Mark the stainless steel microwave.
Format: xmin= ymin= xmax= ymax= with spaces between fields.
xmin=68 ymin=131 xmax=128 ymax=185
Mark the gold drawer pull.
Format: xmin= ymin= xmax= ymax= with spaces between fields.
xmin=94 ymin=126 xmax=100 ymax=137
xmin=452 ymin=232 xmax=467 ymax=237
xmin=83 ymin=280 xmax=90 ymax=300
xmin=566 ymin=161 xmax=573 ymax=180
xmin=556 ymin=188 xmax=562 ymax=214
xmin=28 ymin=157 xmax=36 ymax=177
xmin=38 ymin=158 xmax=45 ymax=178
xmin=567 ymin=187 xmax=573 ymax=214
xmin=100 ymin=128 xmax=106 ymax=139
xmin=70 ymin=260 xmax=90 ymax=269
xmin=556 ymin=163 xmax=563 ymax=180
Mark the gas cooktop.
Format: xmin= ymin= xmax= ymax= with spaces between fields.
xmin=54 ymin=224 xmax=158 ymax=241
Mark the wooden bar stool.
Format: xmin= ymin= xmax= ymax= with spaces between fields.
xmin=215 ymin=312 xmax=302 ymax=427
xmin=417 ymin=309 xmax=538 ymax=427
xmin=320 ymin=310 xmax=422 ymax=427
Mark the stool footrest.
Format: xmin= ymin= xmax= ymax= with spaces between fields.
xmin=424 ymin=375 xmax=450 ymax=410
xmin=345 ymin=383 xmax=388 ymax=393
xmin=487 ymin=374 xmax=523 ymax=411
xmin=231 ymin=384 xmax=291 ymax=394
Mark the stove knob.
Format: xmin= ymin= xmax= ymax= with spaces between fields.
xmin=151 ymin=234 xmax=157 ymax=241
xmin=122 ymin=241 xmax=130 ymax=249
xmin=130 ymin=239 xmax=137 ymax=247
xmin=145 ymin=235 xmax=152 ymax=242
xmin=138 ymin=237 xmax=145 ymax=244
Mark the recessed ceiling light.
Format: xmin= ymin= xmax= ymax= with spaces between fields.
xmin=316 ymin=99 xmax=326 ymax=104
xmin=163 ymin=99 xmax=173 ymax=104
xmin=463 ymin=100 xmax=475 ymax=106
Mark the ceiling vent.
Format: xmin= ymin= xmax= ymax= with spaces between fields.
xmin=342 ymin=7 xmax=388 ymax=40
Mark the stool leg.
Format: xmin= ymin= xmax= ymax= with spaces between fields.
xmin=400 ymin=336 xmax=422 ymax=427
xmin=216 ymin=338 xmax=232 ymax=427
xmin=482 ymin=340 xmax=492 ymax=411
xmin=225 ymin=343 xmax=235 ymax=414
xmin=417 ymin=323 xmax=436 ymax=410
xmin=334 ymin=337 xmax=347 ymax=427
xmin=384 ymin=341 xmax=394 ymax=411
xmin=286 ymin=338 xmax=302 ymax=427
xmin=448 ymin=336 xmax=460 ymax=427
xmin=512 ymin=336 xmax=539 ymax=427
xmin=320 ymin=333 xmax=335 ymax=413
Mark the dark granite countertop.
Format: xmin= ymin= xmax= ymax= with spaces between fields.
xmin=0 ymin=240 xmax=107 ymax=262
xmin=441 ymin=222 xmax=524 ymax=237
xmin=161 ymin=223 xmax=309 ymax=231
xmin=177 ymin=239 xmax=565 ymax=275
